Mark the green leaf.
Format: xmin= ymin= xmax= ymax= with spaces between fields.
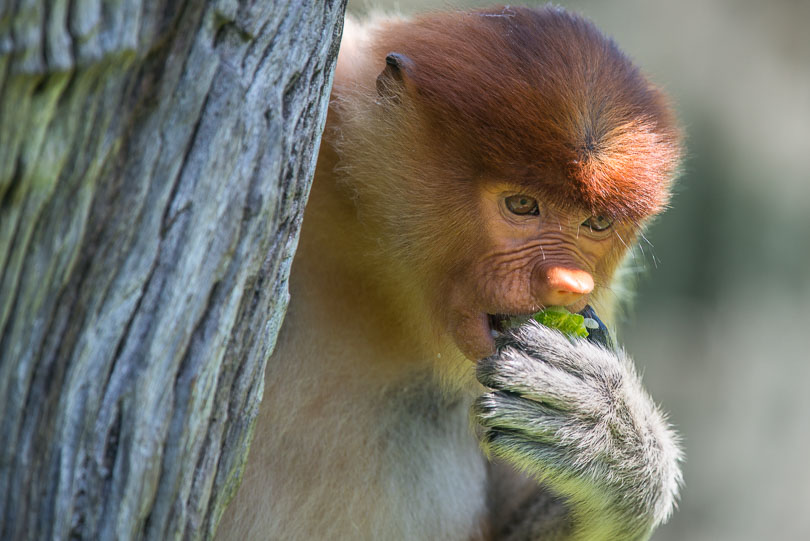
xmin=532 ymin=306 xmax=589 ymax=338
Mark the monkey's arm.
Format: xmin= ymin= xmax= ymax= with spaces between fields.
xmin=474 ymin=323 xmax=682 ymax=541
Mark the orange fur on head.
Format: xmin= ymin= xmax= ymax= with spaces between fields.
xmin=368 ymin=5 xmax=682 ymax=222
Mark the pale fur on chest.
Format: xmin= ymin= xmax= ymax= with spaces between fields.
xmin=218 ymin=307 xmax=489 ymax=541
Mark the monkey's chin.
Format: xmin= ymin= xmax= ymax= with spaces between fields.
xmin=450 ymin=312 xmax=497 ymax=362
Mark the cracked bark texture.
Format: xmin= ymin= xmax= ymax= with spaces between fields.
xmin=0 ymin=1 xmax=346 ymax=539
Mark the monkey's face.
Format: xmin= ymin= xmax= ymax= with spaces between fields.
xmin=333 ymin=7 xmax=680 ymax=362
xmin=442 ymin=182 xmax=633 ymax=361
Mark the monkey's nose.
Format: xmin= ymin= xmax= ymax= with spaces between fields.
xmin=539 ymin=266 xmax=594 ymax=307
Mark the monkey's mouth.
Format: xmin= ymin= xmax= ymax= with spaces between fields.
xmin=484 ymin=306 xmax=612 ymax=350
xmin=454 ymin=305 xmax=588 ymax=361
xmin=487 ymin=313 xmax=532 ymax=334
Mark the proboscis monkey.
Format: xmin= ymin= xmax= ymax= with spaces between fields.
xmin=218 ymin=6 xmax=682 ymax=540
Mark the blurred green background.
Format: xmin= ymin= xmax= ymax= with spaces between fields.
xmin=349 ymin=1 xmax=810 ymax=539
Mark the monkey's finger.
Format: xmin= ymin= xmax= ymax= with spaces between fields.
xmin=499 ymin=321 xmax=627 ymax=380
xmin=477 ymin=348 xmax=609 ymax=418
xmin=473 ymin=391 xmax=572 ymax=444
xmin=481 ymin=428 xmax=589 ymax=483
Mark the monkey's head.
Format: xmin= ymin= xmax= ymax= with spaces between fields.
xmin=331 ymin=6 xmax=682 ymax=361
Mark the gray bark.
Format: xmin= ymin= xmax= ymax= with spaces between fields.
xmin=0 ymin=1 xmax=345 ymax=539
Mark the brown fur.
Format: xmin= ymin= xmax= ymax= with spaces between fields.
xmin=361 ymin=5 xmax=681 ymax=222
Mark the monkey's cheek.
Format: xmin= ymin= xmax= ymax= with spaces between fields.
xmin=449 ymin=312 xmax=496 ymax=361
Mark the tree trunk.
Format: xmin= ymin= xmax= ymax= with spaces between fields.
xmin=0 ymin=1 xmax=346 ymax=539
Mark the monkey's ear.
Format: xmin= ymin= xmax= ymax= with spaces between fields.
xmin=376 ymin=52 xmax=415 ymax=101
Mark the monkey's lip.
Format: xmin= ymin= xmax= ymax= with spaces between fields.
xmin=459 ymin=312 xmax=532 ymax=360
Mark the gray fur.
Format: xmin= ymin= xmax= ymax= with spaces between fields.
xmin=474 ymin=321 xmax=682 ymax=540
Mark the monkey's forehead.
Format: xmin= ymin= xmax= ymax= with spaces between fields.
xmin=372 ymin=6 xmax=683 ymax=221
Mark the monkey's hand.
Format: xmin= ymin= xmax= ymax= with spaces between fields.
xmin=474 ymin=321 xmax=682 ymax=541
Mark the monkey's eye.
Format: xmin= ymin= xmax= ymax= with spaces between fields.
xmin=505 ymin=195 xmax=539 ymax=216
xmin=582 ymin=215 xmax=613 ymax=232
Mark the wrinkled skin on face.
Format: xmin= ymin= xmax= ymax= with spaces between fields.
xmin=445 ymin=182 xmax=635 ymax=360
